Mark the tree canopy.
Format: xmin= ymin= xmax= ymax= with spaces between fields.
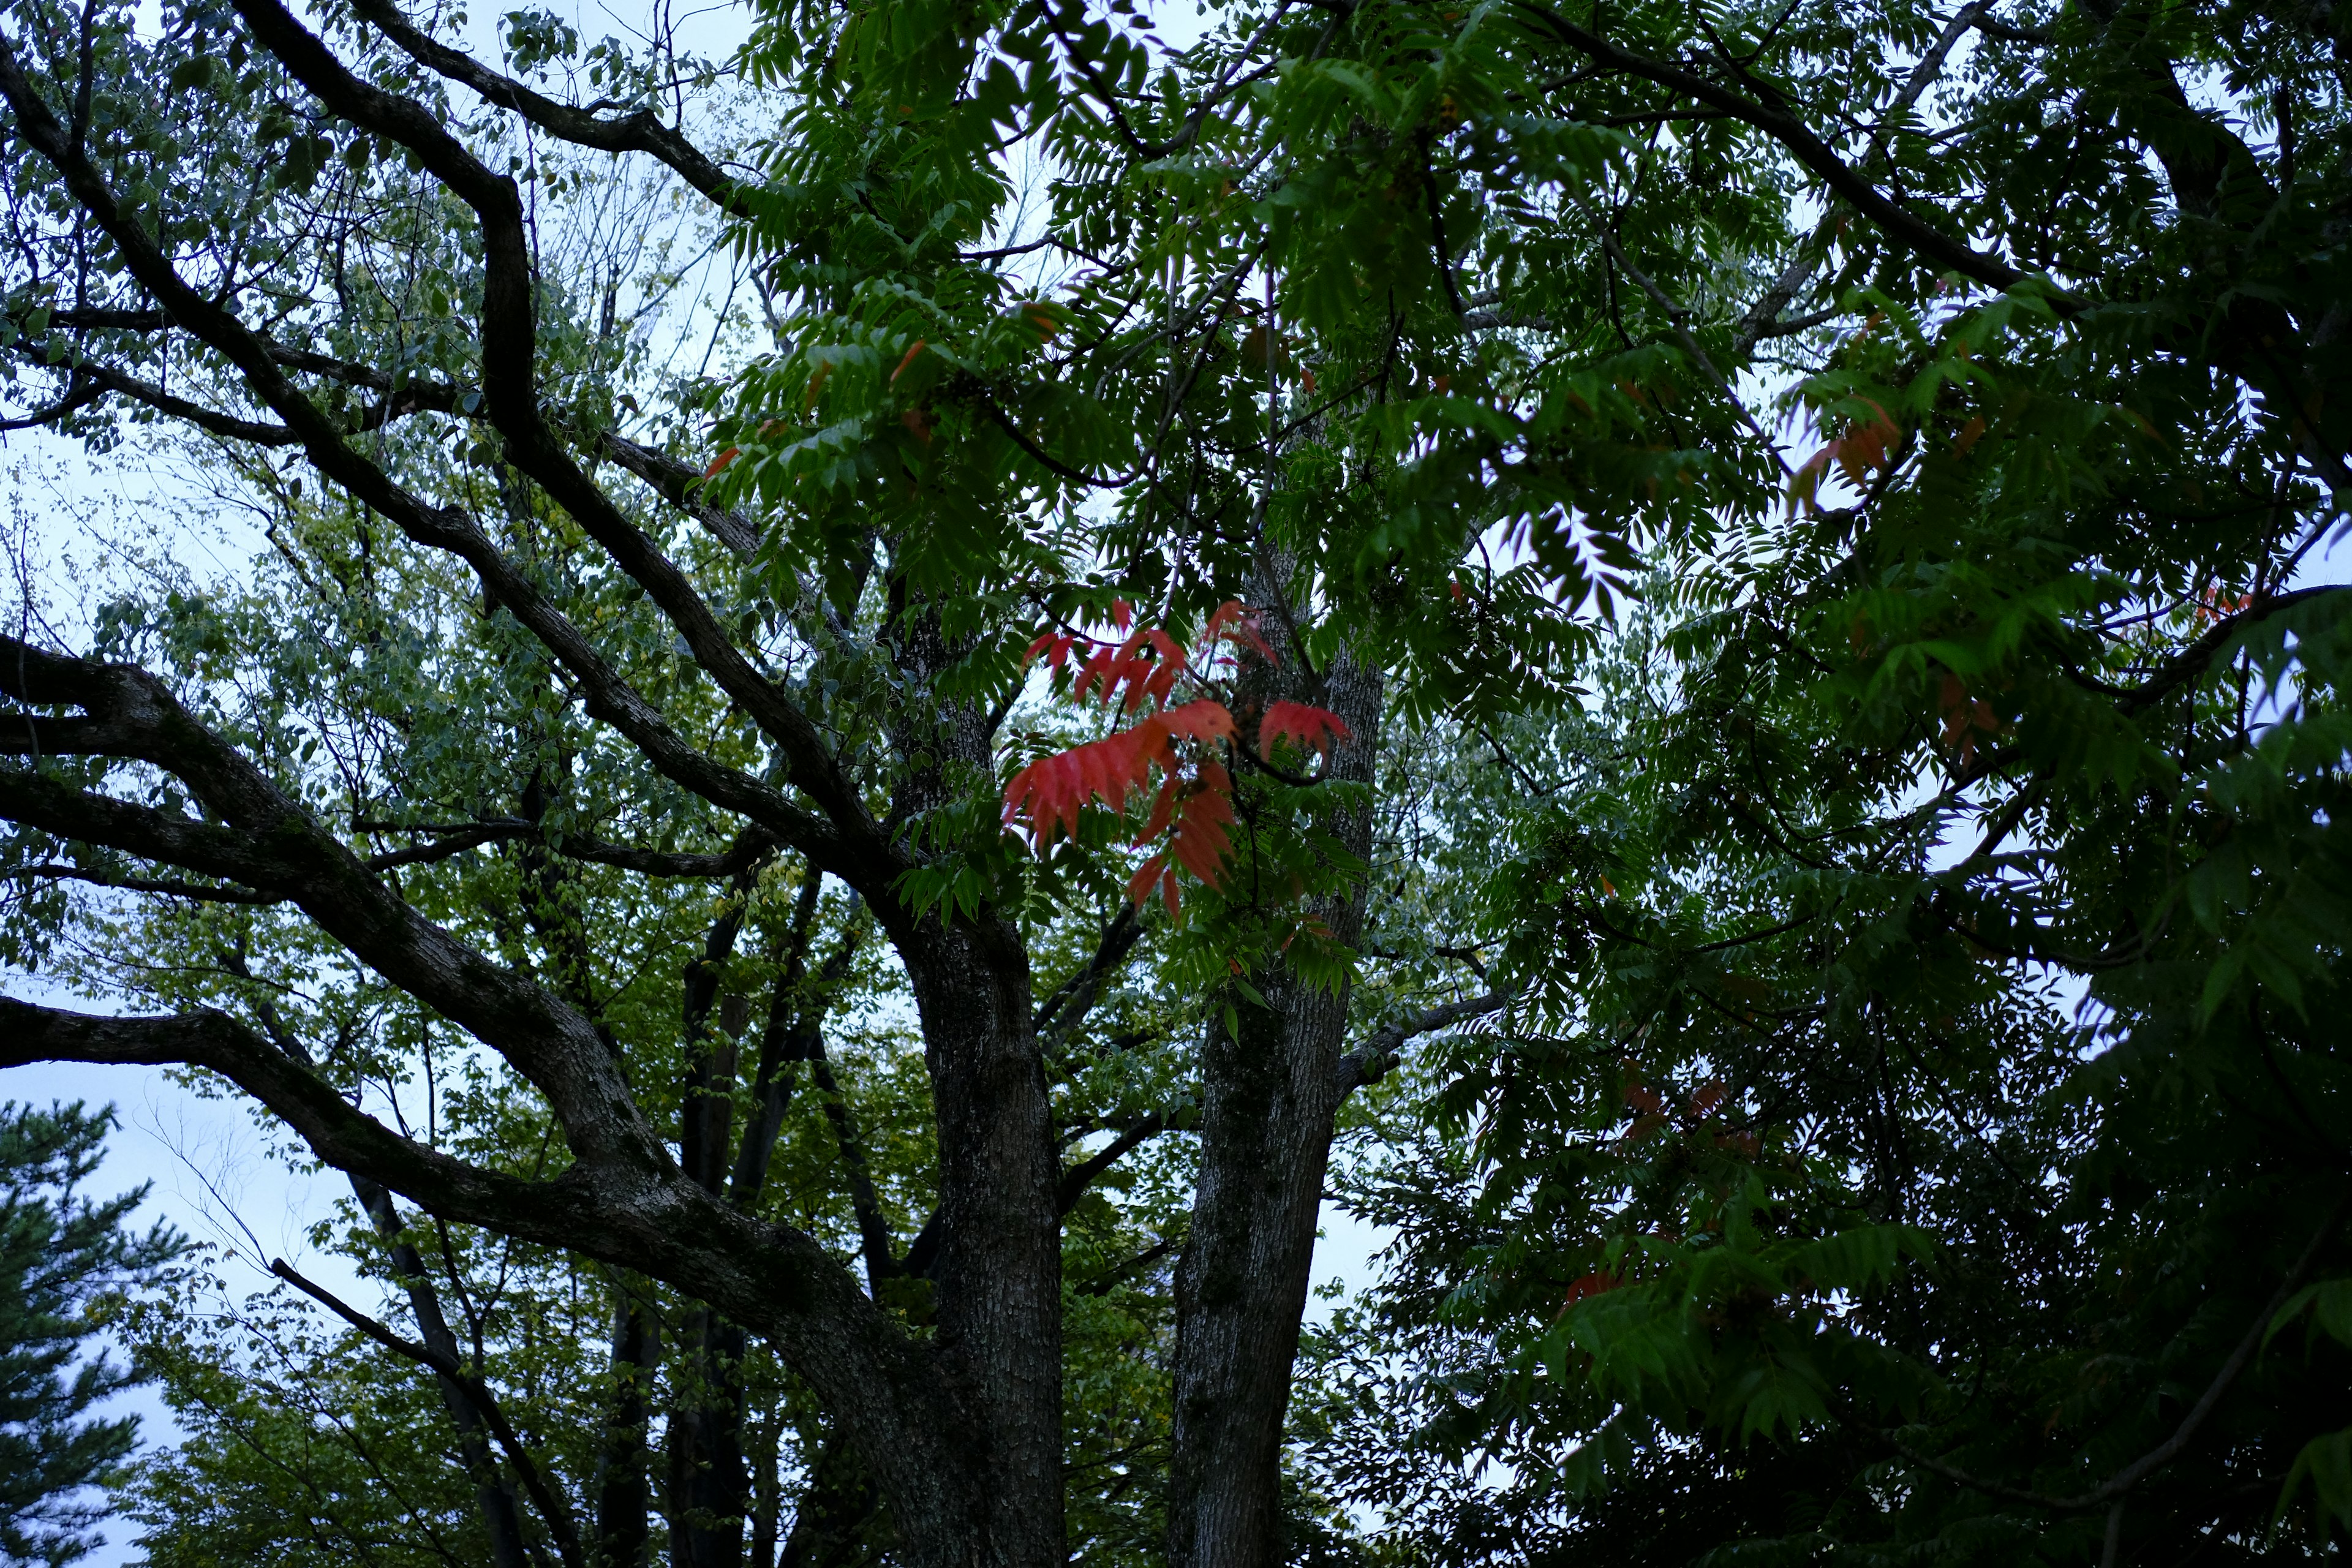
xmin=0 ymin=1101 xmax=179 ymax=1568
xmin=0 ymin=0 xmax=2346 ymax=1561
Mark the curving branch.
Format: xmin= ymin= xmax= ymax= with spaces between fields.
xmin=352 ymin=0 xmax=748 ymax=217
xmin=359 ymin=816 xmax=778 ymax=878
xmin=0 ymin=32 xmax=868 ymax=895
xmin=9 ymin=355 xmax=300 ymax=443
xmin=1509 ymin=0 xmax=2034 ymax=295
xmin=1337 ymin=983 xmax=1520 ymax=1096
xmin=224 ymin=0 xmax=900 ymax=905
xmin=2115 ymin=585 xmax=2345 ymax=717
xmin=1 ymin=861 xmax=279 ymax=904
xmin=1881 ymin=1193 xmax=2348 ymax=1512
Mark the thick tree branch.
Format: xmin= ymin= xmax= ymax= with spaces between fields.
xmin=1337 ymin=984 xmax=1519 ymax=1096
xmin=0 ymin=992 xmax=967 ymax=1540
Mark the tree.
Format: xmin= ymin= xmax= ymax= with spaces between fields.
xmin=0 ymin=0 xmax=2345 ymax=1561
xmin=1 ymin=1101 xmax=180 ymax=1568
xmin=0 ymin=0 xmax=1535 ymax=1563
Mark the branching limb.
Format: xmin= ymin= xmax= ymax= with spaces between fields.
xmin=1602 ymin=230 xmax=1789 ymax=472
xmin=0 ymin=635 xmax=658 ymax=1163
xmin=225 ymin=0 xmax=898 ymax=900
xmin=1057 ymin=1115 xmax=1167 ymax=1215
xmin=352 ymin=0 xmax=748 ymax=217
xmin=0 ymin=35 xmax=870 ymax=895
xmin=1337 ymin=984 xmax=1520 ymax=1096
xmin=1034 ymin=903 xmax=1144 ymax=1049
xmin=270 ymin=1257 xmax=587 ymax=1568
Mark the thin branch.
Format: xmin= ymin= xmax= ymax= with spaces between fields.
xmin=270 ymin=1259 xmax=587 ymax=1568
xmin=352 ymin=0 xmax=747 ymax=216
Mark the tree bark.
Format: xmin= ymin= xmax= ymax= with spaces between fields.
xmin=1167 ymin=649 xmax=1383 ymax=1568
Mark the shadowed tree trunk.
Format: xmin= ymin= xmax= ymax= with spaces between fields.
xmin=1168 ymin=648 xmax=1384 ymax=1568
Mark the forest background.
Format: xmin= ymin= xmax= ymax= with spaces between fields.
xmin=0 ymin=0 xmax=2347 ymax=1561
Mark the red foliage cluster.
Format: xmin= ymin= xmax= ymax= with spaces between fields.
xmin=1791 ymin=398 xmax=1902 ymax=512
xmin=1001 ymin=600 xmax=1351 ymax=912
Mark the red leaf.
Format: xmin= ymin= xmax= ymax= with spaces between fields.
xmin=1023 ymin=631 xmax=1077 ymax=673
xmin=705 ymin=447 xmax=741 ymax=477
xmin=1112 ymin=597 xmax=1134 ymax=633
xmin=891 ymin=339 xmax=927 ymax=383
xmin=1562 ymin=1271 xmax=1620 ymax=1308
xmin=1156 ymin=699 xmax=1237 ymax=747
xmin=1258 ymin=700 xmax=1352 ymax=761
xmin=1200 ymin=600 xmax=1278 ymax=665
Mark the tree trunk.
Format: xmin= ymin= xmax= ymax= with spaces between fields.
xmin=668 ymin=1310 xmax=750 ymax=1568
xmin=595 ymin=1284 xmax=662 ymax=1568
xmin=1167 ymin=650 xmax=1382 ymax=1568
xmin=897 ymin=921 xmax=1064 ymax=1568
xmin=876 ymin=596 xmax=1066 ymax=1568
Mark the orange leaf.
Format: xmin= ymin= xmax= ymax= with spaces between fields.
xmin=704 ymin=447 xmax=740 ymax=477
xmin=891 ymin=339 xmax=927 ymax=383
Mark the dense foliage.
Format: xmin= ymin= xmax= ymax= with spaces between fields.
xmin=0 ymin=1102 xmax=178 ymax=1568
xmin=0 ymin=0 xmax=2345 ymax=1559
